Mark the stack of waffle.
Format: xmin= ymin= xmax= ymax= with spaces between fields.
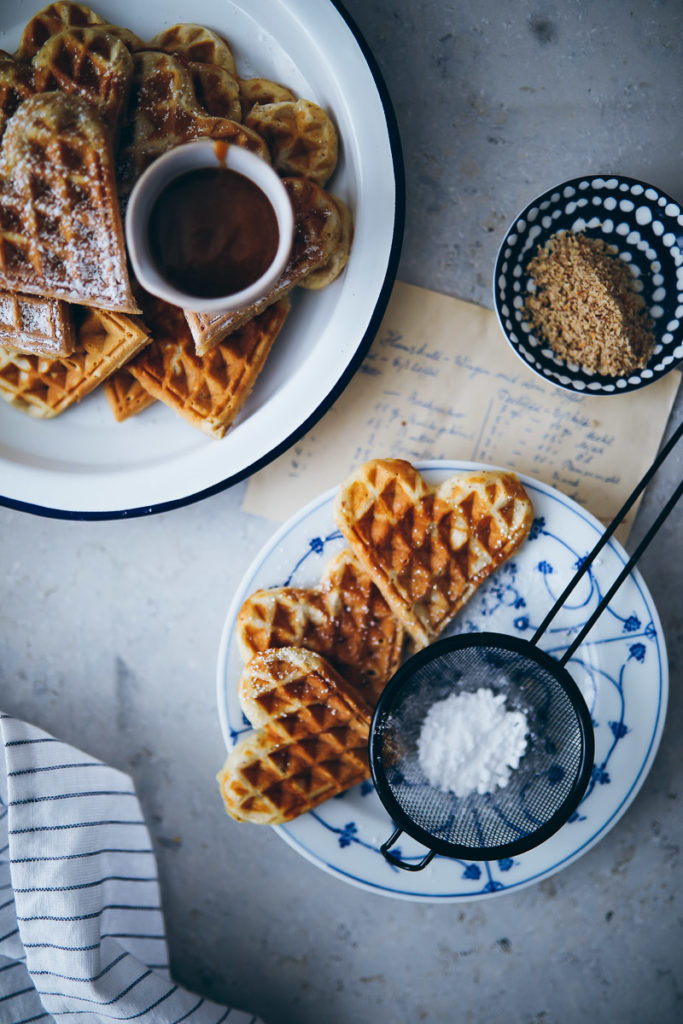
xmin=218 ymin=648 xmax=375 ymax=825
xmin=218 ymin=459 xmax=534 ymax=825
xmin=0 ymin=2 xmax=353 ymax=437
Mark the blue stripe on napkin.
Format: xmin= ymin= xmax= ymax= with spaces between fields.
xmin=0 ymin=713 xmax=264 ymax=1024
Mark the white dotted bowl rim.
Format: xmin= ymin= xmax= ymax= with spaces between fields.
xmin=493 ymin=173 xmax=683 ymax=396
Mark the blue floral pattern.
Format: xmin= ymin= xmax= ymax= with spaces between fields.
xmin=219 ymin=463 xmax=667 ymax=902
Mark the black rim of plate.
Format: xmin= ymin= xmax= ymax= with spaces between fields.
xmin=493 ymin=173 xmax=683 ymax=397
xmin=369 ymin=632 xmax=596 ymax=862
xmin=0 ymin=0 xmax=406 ymax=521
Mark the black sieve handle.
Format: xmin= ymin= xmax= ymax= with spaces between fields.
xmin=380 ymin=827 xmax=436 ymax=871
xmin=559 ymin=476 xmax=683 ymax=665
xmin=531 ymin=418 xmax=683 ymax=647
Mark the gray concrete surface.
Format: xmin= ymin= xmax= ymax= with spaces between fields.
xmin=1 ymin=1 xmax=682 ymax=1022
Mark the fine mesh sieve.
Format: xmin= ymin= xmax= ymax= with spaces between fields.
xmin=370 ymin=421 xmax=682 ymax=870
xmin=369 ymin=634 xmax=593 ymax=868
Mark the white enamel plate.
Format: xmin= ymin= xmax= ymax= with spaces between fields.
xmin=0 ymin=0 xmax=403 ymax=517
xmin=217 ymin=462 xmax=668 ymax=902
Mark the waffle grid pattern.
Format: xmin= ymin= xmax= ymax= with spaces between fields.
xmin=335 ymin=460 xmax=535 ymax=648
xmin=245 ymin=99 xmax=339 ymax=187
xmin=32 ymin=27 xmax=134 ymax=135
xmin=0 ymin=290 xmax=75 ymax=356
xmin=117 ymin=51 xmax=268 ymax=195
xmin=218 ymin=648 xmax=372 ymax=825
xmin=0 ymin=307 xmax=150 ymax=417
xmin=0 ymin=93 xmax=136 ymax=311
xmin=17 ymin=3 xmax=107 ymax=61
xmin=129 ymin=295 xmax=290 ymax=439
xmin=151 ymin=23 xmax=238 ymax=75
xmin=103 ymin=366 xmax=156 ymax=421
xmin=237 ymin=549 xmax=404 ymax=704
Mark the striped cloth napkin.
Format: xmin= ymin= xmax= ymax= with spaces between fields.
xmin=0 ymin=712 xmax=264 ymax=1024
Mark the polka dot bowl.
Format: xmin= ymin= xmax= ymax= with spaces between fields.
xmin=493 ymin=174 xmax=683 ymax=395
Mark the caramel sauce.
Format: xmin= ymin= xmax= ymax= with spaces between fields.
xmin=148 ymin=166 xmax=279 ymax=298
xmin=214 ymin=140 xmax=229 ymax=165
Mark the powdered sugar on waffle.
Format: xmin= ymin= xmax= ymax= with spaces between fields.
xmin=0 ymin=290 xmax=75 ymax=356
xmin=0 ymin=93 xmax=137 ymax=312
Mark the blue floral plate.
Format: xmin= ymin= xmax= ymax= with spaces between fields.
xmin=216 ymin=462 xmax=668 ymax=902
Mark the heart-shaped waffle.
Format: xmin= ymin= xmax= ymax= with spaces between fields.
xmin=117 ymin=50 xmax=268 ymax=197
xmin=150 ymin=23 xmax=237 ymax=75
xmin=0 ymin=92 xmax=138 ymax=311
xmin=128 ymin=291 xmax=291 ymax=439
xmin=245 ymin=98 xmax=339 ymax=187
xmin=32 ymin=27 xmax=134 ymax=138
xmin=17 ymin=2 xmax=106 ymax=61
xmin=334 ymin=459 xmax=535 ymax=649
xmin=236 ymin=548 xmax=405 ymax=705
xmin=217 ymin=647 xmax=372 ymax=825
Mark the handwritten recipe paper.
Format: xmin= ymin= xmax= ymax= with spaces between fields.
xmin=243 ymin=281 xmax=680 ymax=540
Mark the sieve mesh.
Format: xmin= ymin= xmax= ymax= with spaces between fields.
xmin=370 ymin=634 xmax=594 ymax=860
